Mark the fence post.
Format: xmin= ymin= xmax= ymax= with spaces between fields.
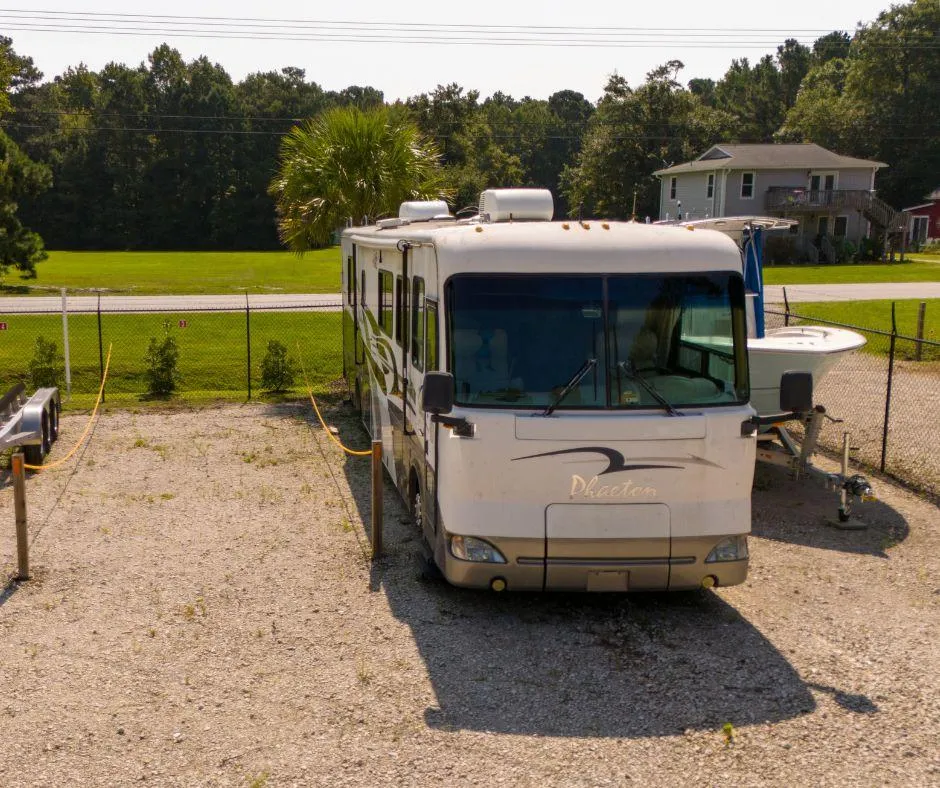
xmin=914 ymin=302 xmax=926 ymax=362
xmin=783 ymin=286 xmax=790 ymax=327
xmin=371 ymin=440 xmax=383 ymax=560
xmin=245 ymin=293 xmax=251 ymax=400
xmin=12 ymin=450 xmax=29 ymax=581
xmin=881 ymin=302 xmax=897 ymax=472
xmin=61 ymin=288 xmax=72 ymax=399
xmin=97 ymin=292 xmax=105 ymax=403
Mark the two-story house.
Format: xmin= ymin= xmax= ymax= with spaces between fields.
xmin=654 ymin=143 xmax=907 ymax=262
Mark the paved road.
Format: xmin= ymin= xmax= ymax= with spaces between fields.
xmin=0 ymin=293 xmax=342 ymax=313
xmin=763 ymin=282 xmax=940 ymax=303
xmin=1 ymin=283 xmax=938 ymax=313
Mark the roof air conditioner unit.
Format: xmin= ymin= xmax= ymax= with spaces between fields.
xmin=399 ymin=200 xmax=452 ymax=220
xmin=478 ymin=189 xmax=554 ymax=223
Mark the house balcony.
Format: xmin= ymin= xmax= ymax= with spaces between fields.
xmin=764 ymin=187 xmax=870 ymax=213
xmin=765 ymin=187 xmax=907 ymax=232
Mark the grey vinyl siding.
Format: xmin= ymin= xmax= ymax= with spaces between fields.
xmin=658 ymin=171 xmax=715 ymax=220
xmin=723 ymin=169 xmax=800 ymax=215
xmin=827 ymin=169 xmax=876 ymax=191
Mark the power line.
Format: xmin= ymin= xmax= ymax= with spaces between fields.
xmin=12 ymin=109 xmax=939 ymax=136
xmin=4 ymin=121 xmax=934 ymax=143
xmin=2 ymin=11 xmax=933 ymax=49
xmin=0 ymin=8 xmax=860 ymax=34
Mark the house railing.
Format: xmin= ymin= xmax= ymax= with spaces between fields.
xmin=765 ymin=187 xmax=908 ymax=233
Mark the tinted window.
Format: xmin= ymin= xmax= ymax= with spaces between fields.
xmin=378 ymin=270 xmax=393 ymax=335
xmin=411 ymin=277 xmax=425 ymax=371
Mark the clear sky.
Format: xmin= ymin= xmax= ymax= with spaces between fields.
xmin=4 ymin=1 xmax=895 ymax=101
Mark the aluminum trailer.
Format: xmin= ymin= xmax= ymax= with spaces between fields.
xmin=0 ymin=383 xmax=61 ymax=466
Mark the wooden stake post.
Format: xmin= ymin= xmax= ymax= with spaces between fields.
xmin=371 ymin=440 xmax=383 ymax=560
xmin=915 ymin=302 xmax=926 ymax=362
xmin=12 ymin=450 xmax=29 ymax=580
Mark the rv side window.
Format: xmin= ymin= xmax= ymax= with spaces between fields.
xmin=426 ymin=301 xmax=439 ymax=371
xmin=394 ymin=275 xmax=403 ymax=346
xmin=411 ymin=277 xmax=425 ymax=371
xmin=346 ymin=255 xmax=356 ymax=306
xmin=402 ymin=276 xmax=410 ymax=350
xmin=378 ymin=269 xmax=393 ymax=335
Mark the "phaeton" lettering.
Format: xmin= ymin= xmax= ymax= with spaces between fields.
xmin=569 ymin=474 xmax=657 ymax=499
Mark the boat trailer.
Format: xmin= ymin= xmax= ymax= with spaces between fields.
xmin=756 ymin=405 xmax=875 ymax=527
xmin=1 ymin=382 xmax=61 ymax=466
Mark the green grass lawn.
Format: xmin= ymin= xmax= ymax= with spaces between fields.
xmin=0 ymin=310 xmax=344 ymax=409
xmin=5 ymin=248 xmax=937 ymax=293
xmin=3 ymin=249 xmax=343 ymax=295
xmin=788 ymin=299 xmax=939 ymax=361
xmin=763 ymin=259 xmax=940 ymax=285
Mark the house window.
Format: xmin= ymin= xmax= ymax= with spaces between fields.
xmin=706 ymin=174 xmax=714 ymax=199
xmin=669 ymin=177 xmax=677 ymax=201
xmin=740 ymin=173 xmax=755 ymax=199
xmin=911 ymin=216 xmax=929 ymax=244
xmin=378 ymin=269 xmax=393 ymax=335
xmin=810 ymin=173 xmax=836 ymax=192
xmin=833 ymin=216 xmax=848 ymax=237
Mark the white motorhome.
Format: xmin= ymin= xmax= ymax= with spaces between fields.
xmin=342 ymin=189 xmax=785 ymax=592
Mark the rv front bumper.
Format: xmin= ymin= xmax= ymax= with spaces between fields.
xmin=436 ymin=533 xmax=749 ymax=592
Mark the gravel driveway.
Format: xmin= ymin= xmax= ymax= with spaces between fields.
xmin=1 ymin=403 xmax=937 ymax=786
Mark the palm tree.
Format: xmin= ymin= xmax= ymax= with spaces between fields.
xmin=269 ymin=105 xmax=452 ymax=251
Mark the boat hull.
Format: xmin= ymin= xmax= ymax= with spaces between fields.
xmin=748 ymin=326 xmax=867 ymax=416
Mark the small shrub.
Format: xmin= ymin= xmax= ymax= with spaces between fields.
xmin=856 ymin=236 xmax=884 ymax=262
xmin=260 ymin=339 xmax=298 ymax=392
xmin=28 ymin=335 xmax=64 ymax=389
xmin=144 ymin=323 xmax=180 ymax=396
xmin=764 ymin=236 xmax=798 ymax=265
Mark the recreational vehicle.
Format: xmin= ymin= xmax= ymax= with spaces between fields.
xmin=341 ymin=190 xmax=801 ymax=592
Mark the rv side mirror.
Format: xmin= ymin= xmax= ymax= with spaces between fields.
xmin=779 ymin=371 xmax=813 ymax=413
xmin=423 ymin=372 xmax=455 ymax=415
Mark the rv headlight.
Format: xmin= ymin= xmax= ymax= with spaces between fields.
xmin=449 ymin=535 xmax=507 ymax=564
xmin=705 ymin=536 xmax=749 ymax=563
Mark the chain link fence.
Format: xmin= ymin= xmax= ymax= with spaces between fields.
xmin=766 ymin=304 xmax=939 ymax=499
xmin=0 ymin=296 xmax=344 ymax=407
xmin=2 ymin=292 xmax=937 ymax=497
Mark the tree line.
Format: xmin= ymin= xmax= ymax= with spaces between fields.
xmin=0 ymin=0 xmax=936 ymax=273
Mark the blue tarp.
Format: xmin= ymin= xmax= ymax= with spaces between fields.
xmin=742 ymin=226 xmax=765 ymax=338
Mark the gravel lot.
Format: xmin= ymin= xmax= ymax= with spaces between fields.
xmin=1 ymin=403 xmax=938 ymax=786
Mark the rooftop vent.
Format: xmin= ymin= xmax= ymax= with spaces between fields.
xmin=478 ymin=189 xmax=554 ymax=223
xmin=399 ymin=200 xmax=451 ymax=220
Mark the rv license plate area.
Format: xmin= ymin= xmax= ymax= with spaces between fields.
xmin=586 ymin=570 xmax=629 ymax=592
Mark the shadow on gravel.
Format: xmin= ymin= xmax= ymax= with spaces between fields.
xmin=312 ymin=407 xmax=832 ymax=740
xmin=752 ymin=463 xmax=911 ymax=558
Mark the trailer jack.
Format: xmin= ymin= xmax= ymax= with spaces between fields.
xmin=756 ymin=405 xmax=875 ymax=529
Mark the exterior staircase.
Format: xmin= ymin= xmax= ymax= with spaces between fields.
xmin=842 ymin=191 xmax=909 ymax=234
xmin=766 ymin=188 xmax=909 ymax=233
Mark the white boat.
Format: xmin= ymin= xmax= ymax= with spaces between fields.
xmin=747 ymin=325 xmax=866 ymax=417
xmin=674 ymin=217 xmax=867 ymax=416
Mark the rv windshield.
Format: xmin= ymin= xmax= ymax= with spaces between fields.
xmin=446 ymin=273 xmax=748 ymax=410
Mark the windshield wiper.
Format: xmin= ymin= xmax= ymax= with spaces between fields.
xmin=542 ymin=358 xmax=597 ymax=416
xmin=617 ymin=360 xmax=683 ymax=417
